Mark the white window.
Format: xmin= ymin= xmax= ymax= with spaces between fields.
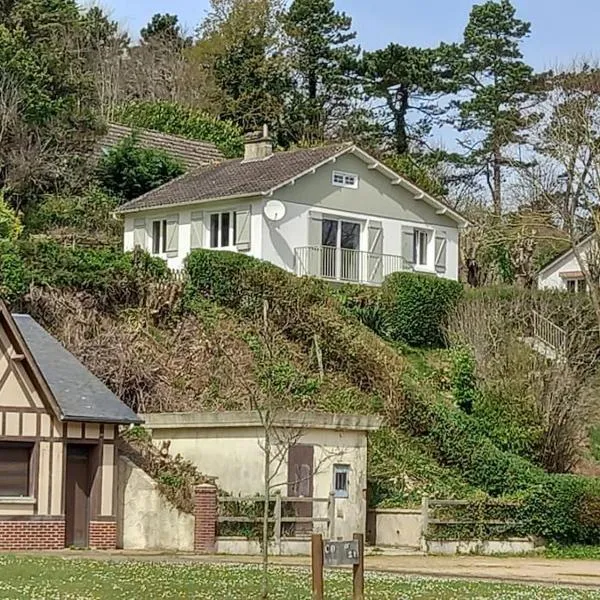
xmin=332 ymin=171 xmax=359 ymax=189
xmin=152 ymin=219 xmax=167 ymax=254
xmin=566 ymin=279 xmax=586 ymax=293
xmin=413 ymin=229 xmax=429 ymax=266
xmin=209 ymin=212 xmax=236 ymax=248
xmin=333 ymin=464 xmax=350 ymax=499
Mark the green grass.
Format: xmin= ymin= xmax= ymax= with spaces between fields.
xmin=546 ymin=543 xmax=600 ymax=560
xmin=0 ymin=555 xmax=598 ymax=599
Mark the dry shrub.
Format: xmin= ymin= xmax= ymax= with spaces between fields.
xmin=448 ymin=291 xmax=600 ymax=472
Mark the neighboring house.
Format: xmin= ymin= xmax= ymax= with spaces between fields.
xmin=143 ymin=411 xmax=381 ymax=550
xmin=0 ymin=302 xmax=140 ymax=551
xmin=101 ymin=123 xmax=224 ymax=169
xmin=116 ymin=130 xmax=469 ymax=285
xmin=538 ymin=236 xmax=592 ymax=291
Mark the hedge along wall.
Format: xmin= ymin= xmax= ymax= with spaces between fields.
xmin=184 ymin=249 xmax=600 ymax=544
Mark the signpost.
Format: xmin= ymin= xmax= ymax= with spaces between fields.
xmin=311 ymin=533 xmax=364 ymax=600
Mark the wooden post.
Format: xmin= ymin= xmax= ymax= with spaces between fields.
xmin=274 ymin=492 xmax=282 ymax=554
xmin=327 ymin=491 xmax=336 ymax=539
xmin=311 ymin=533 xmax=324 ymax=600
xmin=352 ymin=533 xmax=364 ymax=600
xmin=421 ymin=495 xmax=429 ymax=553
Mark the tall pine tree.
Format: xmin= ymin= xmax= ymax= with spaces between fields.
xmin=454 ymin=0 xmax=536 ymax=214
xmin=282 ymin=0 xmax=358 ymax=145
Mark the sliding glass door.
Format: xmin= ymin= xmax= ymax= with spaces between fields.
xmin=321 ymin=218 xmax=361 ymax=281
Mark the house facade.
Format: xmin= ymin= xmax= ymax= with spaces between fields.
xmin=538 ymin=237 xmax=591 ymax=291
xmin=143 ymin=411 xmax=381 ymax=546
xmin=117 ymin=132 xmax=468 ymax=286
xmin=0 ymin=303 xmax=140 ymax=550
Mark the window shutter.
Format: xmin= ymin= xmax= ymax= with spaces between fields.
xmin=165 ymin=215 xmax=179 ymax=257
xmin=307 ymin=211 xmax=323 ymax=276
xmin=367 ymin=220 xmax=384 ymax=284
xmin=435 ymin=232 xmax=447 ymax=274
xmin=190 ymin=211 xmax=203 ymax=250
xmin=235 ymin=206 xmax=251 ymax=251
xmin=133 ymin=218 xmax=146 ymax=249
xmin=402 ymin=227 xmax=415 ymax=266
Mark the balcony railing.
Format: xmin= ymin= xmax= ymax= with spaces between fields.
xmin=294 ymin=245 xmax=412 ymax=285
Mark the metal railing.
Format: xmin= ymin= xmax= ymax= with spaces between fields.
xmin=218 ymin=493 xmax=336 ymax=544
xmin=294 ymin=246 xmax=412 ymax=285
xmin=532 ymin=310 xmax=566 ymax=355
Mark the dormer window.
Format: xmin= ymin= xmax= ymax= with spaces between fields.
xmin=332 ymin=171 xmax=359 ymax=189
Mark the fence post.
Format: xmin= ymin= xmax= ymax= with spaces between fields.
xmin=194 ymin=484 xmax=218 ymax=554
xmin=328 ymin=492 xmax=336 ymax=540
xmin=352 ymin=533 xmax=365 ymax=600
xmin=274 ymin=491 xmax=282 ymax=554
xmin=421 ymin=495 xmax=429 ymax=553
xmin=311 ymin=533 xmax=324 ymax=600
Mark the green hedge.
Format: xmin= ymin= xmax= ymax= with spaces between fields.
xmin=114 ymin=101 xmax=244 ymax=158
xmin=0 ymin=241 xmax=29 ymax=304
xmin=381 ymin=272 xmax=463 ymax=347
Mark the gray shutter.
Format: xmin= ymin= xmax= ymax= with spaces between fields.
xmin=435 ymin=232 xmax=447 ymax=274
xmin=235 ymin=206 xmax=251 ymax=251
xmin=165 ymin=214 xmax=179 ymax=257
xmin=307 ymin=211 xmax=323 ymax=276
xmin=402 ymin=227 xmax=415 ymax=267
xmin=133 ymin=218 xmax=146 ymax=249
xmin=367 ymin=220 xmax=384 ymax=284
xmin=190 ymin=211 xmax=204 ymax=250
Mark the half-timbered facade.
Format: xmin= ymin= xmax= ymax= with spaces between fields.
xmin=0 ymin=302 xmax=140 ymax=550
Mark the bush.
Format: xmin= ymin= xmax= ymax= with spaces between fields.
xmin=333 ymin=284 xmax=392 ymax=339
xmin=0 ymin=240 xmax=29 ymax=304
xmin=381 ymin=272 xmax=463 ymax=347
xmin=114 ymin=101 xmax=244 ymax=158
xmin=449 ymin=345 xmax=478 ymax=413
xmin=97 ymin=134 xmax=185 ymax=201
xmin=0 ymin=195 xmax=22 ymax=241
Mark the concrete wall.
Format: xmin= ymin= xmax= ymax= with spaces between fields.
xmin=145 ymin=416 xmax=372 ymax=541
xmin=426 ymin=539 xmax=535 ymax=555
xmin=117 ymin=457 xmax=194 ymax=552
xmin=216 ymin=537 xmax=310 ymax=556
xmin=367 ymin=508 xmax=423 ymax=549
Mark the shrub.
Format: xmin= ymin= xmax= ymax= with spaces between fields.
xmin=333 ymin=284 xmax=391 ymax=339
xmin=381 ymin=272 xmax=463 ymax=347
xmin=449 ymin=345 xmax=478 ymax=413
xmin=97 ymin=134 xmax=185 ymax=201
xmin=0 ymin=195 xmax=22 ymax=241
xmin=114 ymin=101 xmax=244 ymax=158
xmin=0 ymin=240 xmax=29 ymax=304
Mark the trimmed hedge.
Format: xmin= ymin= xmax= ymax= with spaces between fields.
xmin=381 ymin=272 xmax=463 ymax=347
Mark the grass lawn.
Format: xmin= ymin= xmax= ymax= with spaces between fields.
xmin=1 ymin=555 xmax=599 ymax=599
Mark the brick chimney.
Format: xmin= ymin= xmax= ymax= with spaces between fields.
xmin=243 ymin=124 xmax=273 ymax=162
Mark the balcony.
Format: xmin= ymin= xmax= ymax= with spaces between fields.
xmin=294 ymin=246 xmax=412 ymax=286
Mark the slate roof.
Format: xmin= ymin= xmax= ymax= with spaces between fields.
xmin=11 ymin=314 xmax=141 ymax=424
xmin=102 ymin=123 xmax=224 ymax=170
xmin=116 ymin=143 xmax=352 ymax=213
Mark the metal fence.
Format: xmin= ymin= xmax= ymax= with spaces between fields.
xmin=532 ymin=310 xmax=567 ymax=355
xmin=294 ymin=246 xmax=411 ymax=285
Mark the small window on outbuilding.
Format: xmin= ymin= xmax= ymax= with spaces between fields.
xmin=332 ymin=171 xmax=359 ymax=189
xmin=0 ymin=443 xmax=33 ymax=497
xmin=333 ymin=464 xmax=350 ymax=498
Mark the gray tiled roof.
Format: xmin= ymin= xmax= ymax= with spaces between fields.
xmin=116 ymin=143 xmax=352 ymax=213
xmin=12 ymin=315 xmax=141 ymax=424
xmin=102 ymin=123 xmax=224 ymax=170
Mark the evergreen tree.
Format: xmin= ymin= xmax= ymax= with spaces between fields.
xmin=140 ymin=13 xmax=192 ymax=48
xmin=282 ymin=0 xmax=359 ymax=145
xmin=454 ymin=0 xmax=537 ymax=214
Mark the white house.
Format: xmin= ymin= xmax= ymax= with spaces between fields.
xmin=538 ymin=236 xmax=593 ymax=291
xmin=116 ymin=130 xmax=469 ymax=286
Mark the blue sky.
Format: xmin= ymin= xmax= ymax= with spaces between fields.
xmin=102 ymin=0 xmax=599 ymax=70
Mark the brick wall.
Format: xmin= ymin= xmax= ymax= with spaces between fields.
xmin=0 ymin=519 xmax=65 ymax=550
xmin=89 ymin=521 xmax=117 ymax=550
xmin=194 ymin=484 xmax=217 ymax=553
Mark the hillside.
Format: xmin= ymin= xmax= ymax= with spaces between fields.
xmin=3 ymin=240 xmax=600 ymax=545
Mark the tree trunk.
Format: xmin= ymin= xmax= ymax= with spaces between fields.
xmin=492 ymin=147 xmax=502 ymax=215
xmin=261 ymin=420 xmax=271 ymax=600
xmin=392 ymin=88 xmax=409 ymax=155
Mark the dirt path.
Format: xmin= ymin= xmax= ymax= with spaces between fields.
xmin=18 ymin=550 xmax=600 ymax=589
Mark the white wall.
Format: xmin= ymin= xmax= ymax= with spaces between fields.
xmin=116 ymin=456 xmax=194 ymax=551
xmin=538 ymin=246 xmax=589 ymax=290
xmin=261 ymin=199 xmax=460 ymax=280
xmin=148 ymin=425 xmax=369 ymax=541
xmin=123 ymin=199 xmax=263 ymax=271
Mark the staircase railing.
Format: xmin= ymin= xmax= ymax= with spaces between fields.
xmin=532 ymin=310 xmax=567 ymax=355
